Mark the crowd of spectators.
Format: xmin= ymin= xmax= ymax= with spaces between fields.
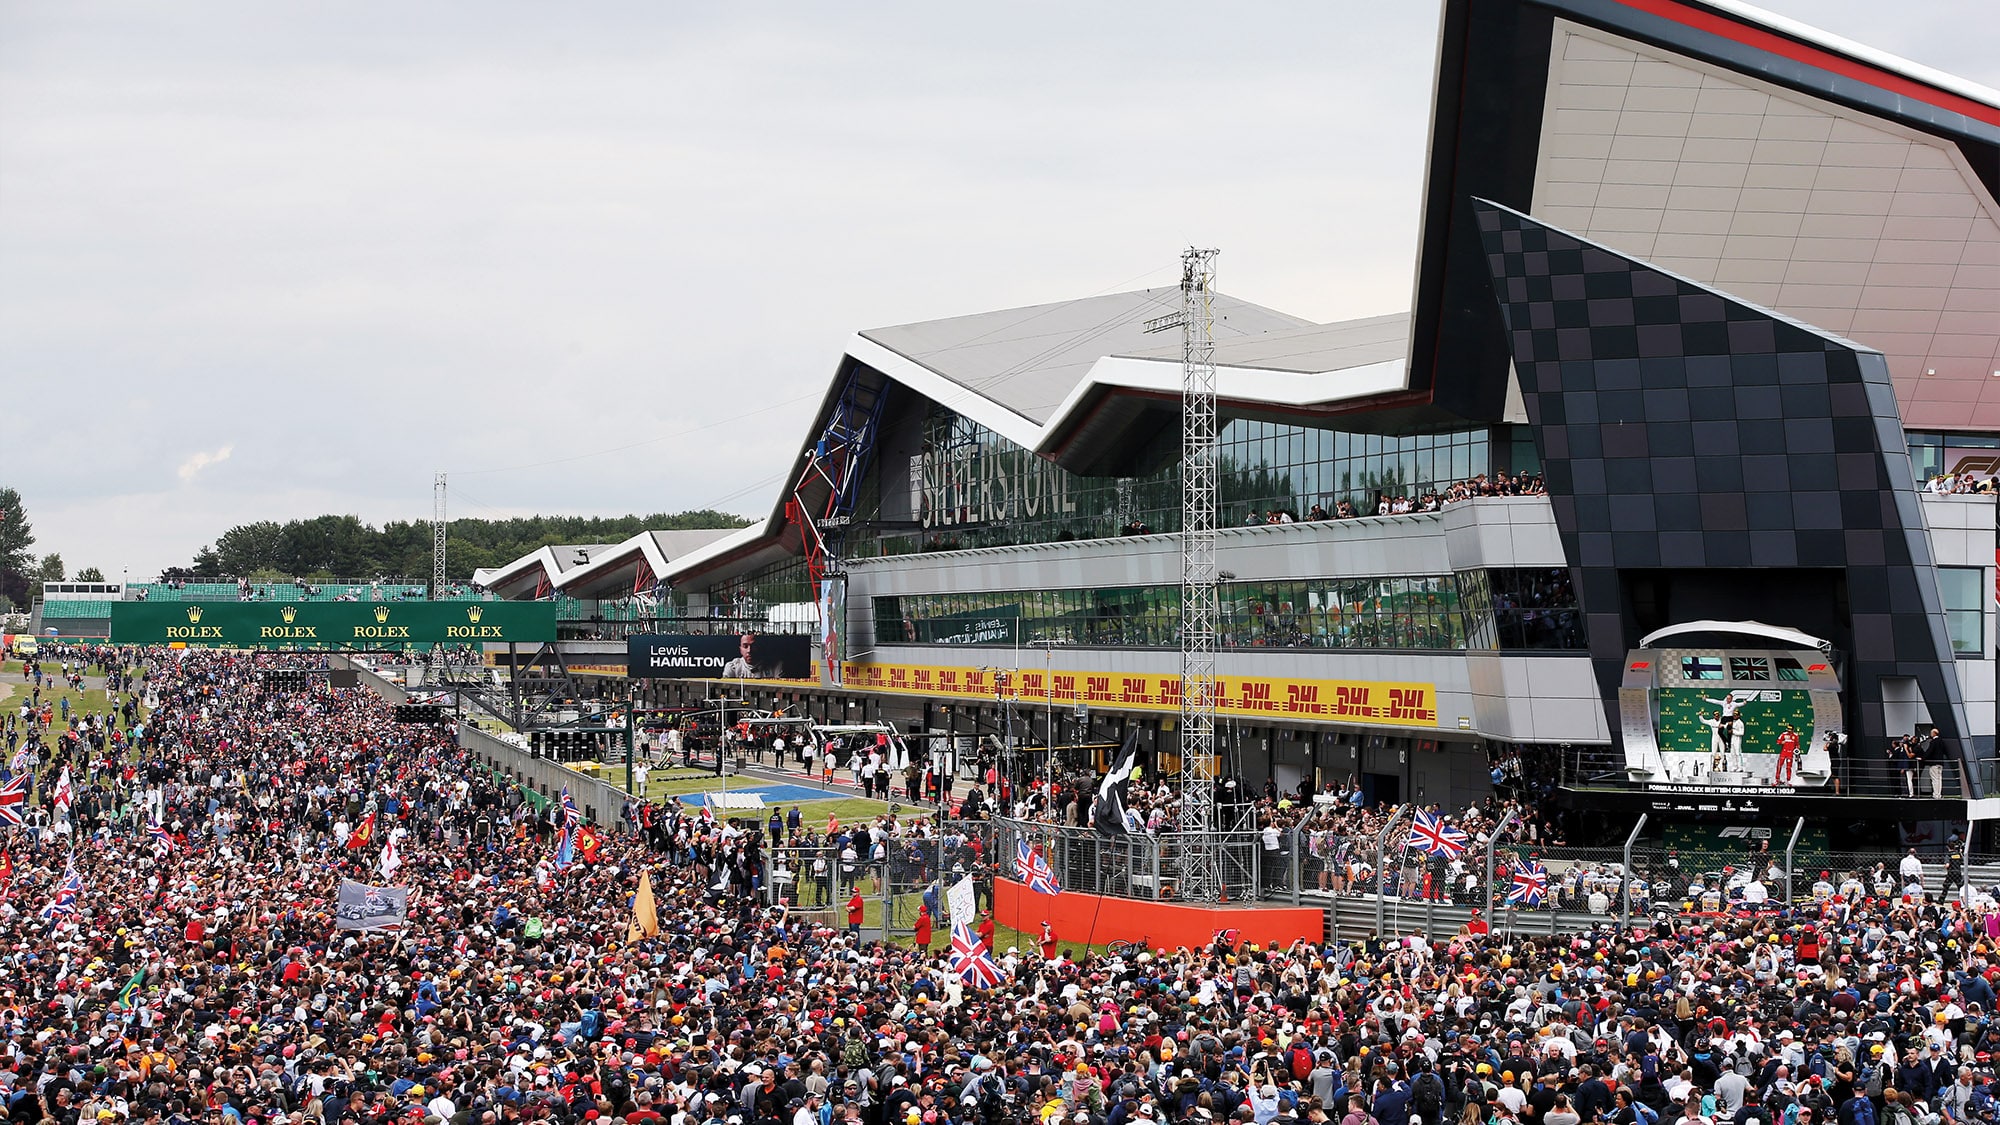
xmin=1247 ymin=472 xmax=1549 ymax=527
xmin=1926 ymin=473 xmax=1998 ymax=496
xmin=9 ymin=644 xmax=2000 ymax=1125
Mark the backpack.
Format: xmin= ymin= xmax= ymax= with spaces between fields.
xmin=1291 ymin=1047 xmax=1315 ymax=1081
xmin=1848 ymin=1098 xmax=1878 ymax=1125
xmin=1634 ymin=1102 xmax=1660 ymax=1125
xmin=1412 ymin=1073 xmax=1445 ymax=1124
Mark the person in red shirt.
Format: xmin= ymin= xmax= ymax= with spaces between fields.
xmin=977 ymin=911 xmax=995 ymax=951
xmin=1461 ymin=908 xmax=1489 ymax=937
xmin=1776 ymin=723 xmax=1800 ymax=783
xmin=846 ymin=890 xmax=865 ymax=938
xmin=914 ymin=903 xmax=933 ymax=948
xmin=1040 ymin=920 xmax=1058 ymax=960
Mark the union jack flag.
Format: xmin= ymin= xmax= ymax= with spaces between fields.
xmin=948 ymin=920 xmax=1006 ymax=988
xmin=149 ymin=824 xmax=174 ymax=856
xmin=0 ymin=774 xmax=26 ymax=826
xmin=7 ymin=746 xmax=29 ymax=774
xmin=559 ymin=787 xmax=581 ymax=827
xmin=1015 ymin=839 xmax=1060 ymax=895
xmin=39 ymin=863 xmax=83 ymax=922
xmin=1407 ymin=810 xmax=1470 ymax=859
xmin=1506 ymin=863 xmax=1548 ymax=907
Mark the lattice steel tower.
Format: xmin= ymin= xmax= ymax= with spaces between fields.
xmin=1177 ymin=248 xmax=1222 ymax=902
xmin=432 ymin=472 xmax=448 ymax=600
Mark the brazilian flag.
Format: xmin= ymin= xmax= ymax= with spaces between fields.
xmin=113 ymin=968 xmax=145 ymax=1009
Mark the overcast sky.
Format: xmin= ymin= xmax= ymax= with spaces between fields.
xmin=3 ymin=1 xmax=1997 ymax=578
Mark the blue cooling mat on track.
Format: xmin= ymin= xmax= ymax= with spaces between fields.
xmin=674 ymin=783 xmax=846 ymax=807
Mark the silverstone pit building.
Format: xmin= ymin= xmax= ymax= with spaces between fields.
xmin=478 ymin=0 xmax=2000 ymax=837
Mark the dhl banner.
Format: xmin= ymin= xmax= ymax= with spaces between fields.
xmin=840 ymin=662 xmax=1439 ymax=727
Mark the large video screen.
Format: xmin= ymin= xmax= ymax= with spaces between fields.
xmin=626 ymin=633 xmax=813 ymax=680
xmin=1617 ymin=647 xmax=1841 ymax=791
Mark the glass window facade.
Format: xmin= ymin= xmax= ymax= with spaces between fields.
xmin=1939 ymin=566 xmax=1986 ymax=656
xmin=857 ymin=405 xmax=1492 ymax=556
xmin=875 ymin=574 xmax=1469 ymax=652
xmin=1907 ymin=431 xmax=2000 ymax=484
xmin=1457 ymin=567 xmax=1585 ymax=650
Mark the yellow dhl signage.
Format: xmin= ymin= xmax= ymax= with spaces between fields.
xmin=840 ymin=662 xmax=1439 ymax=727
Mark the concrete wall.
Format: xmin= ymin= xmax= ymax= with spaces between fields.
xmin=332 ymin=654 xmax=635 ymax=825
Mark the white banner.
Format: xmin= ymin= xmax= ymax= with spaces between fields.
xmin=947 ymin=875 xmax=977 ymax=927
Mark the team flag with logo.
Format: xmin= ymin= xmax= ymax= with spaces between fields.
xmin=552 ymin=824 xmax=576 ymax=872
xmin=1092 ymin=732 xmax=1141 ymax=838
xmin=347 ymin=812 xmax=376 ymax=850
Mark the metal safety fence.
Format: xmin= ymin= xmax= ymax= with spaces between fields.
xmin=969 ymin=803 xmax=1996 ymax=944
xmin=761 ymin=819 xmax=999 ymax=943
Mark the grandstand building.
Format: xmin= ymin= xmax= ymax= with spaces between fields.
xmin=438 ymin=0 xmax=2000 ymax=818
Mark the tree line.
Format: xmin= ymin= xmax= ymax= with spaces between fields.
xmin=173 ymin=510 xmax=752 ymax=585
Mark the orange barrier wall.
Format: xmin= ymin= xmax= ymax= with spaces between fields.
xmin=992 ymin=877 xmax=1324 ymax=951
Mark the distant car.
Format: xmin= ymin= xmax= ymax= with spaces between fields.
xmin=15 ymin=637 xmax=38 ymax=656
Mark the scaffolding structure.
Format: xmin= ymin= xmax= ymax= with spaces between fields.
xmin=1177 ymin=247 xmax=1223 ymax=902
xmin=432 ymin=472 xmax=448 ymax=600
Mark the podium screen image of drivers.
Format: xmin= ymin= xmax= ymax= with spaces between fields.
xmin=1653 ymin=686 xmax=1817 ymax=784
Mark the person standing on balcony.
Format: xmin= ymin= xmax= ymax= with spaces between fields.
xmin=1895 ymin=738 xmax=1920 ymax=797
xmin=1922 ymin=728 xmax=1950 ymax=798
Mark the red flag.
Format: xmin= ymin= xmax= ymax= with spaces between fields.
xmin=347 ymin=813 xmax=375 ymax=850
xmin=575 ymin=825 xmax=602 ymax=864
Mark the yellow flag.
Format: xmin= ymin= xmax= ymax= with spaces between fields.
xmin=628 ymin=870 xmax=660 ymax=942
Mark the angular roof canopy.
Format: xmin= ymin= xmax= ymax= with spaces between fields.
xmin=481 ymin=0 xmax=2000 ymax=600
xmin=858 ymin=288 xmax=1313 ymax=427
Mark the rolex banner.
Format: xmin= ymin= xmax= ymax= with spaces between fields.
xmin=111 ymin=601 xmax=558 ymax=647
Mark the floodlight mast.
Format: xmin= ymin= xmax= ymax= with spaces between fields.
xmin=1177 ymin=248 xmax=1222 ymax=903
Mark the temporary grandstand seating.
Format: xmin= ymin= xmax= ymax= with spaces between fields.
xmin=131 ymin=582 xmax=497 ymax=602
xmin=38 ymin=600 xmax=117 ymax=619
